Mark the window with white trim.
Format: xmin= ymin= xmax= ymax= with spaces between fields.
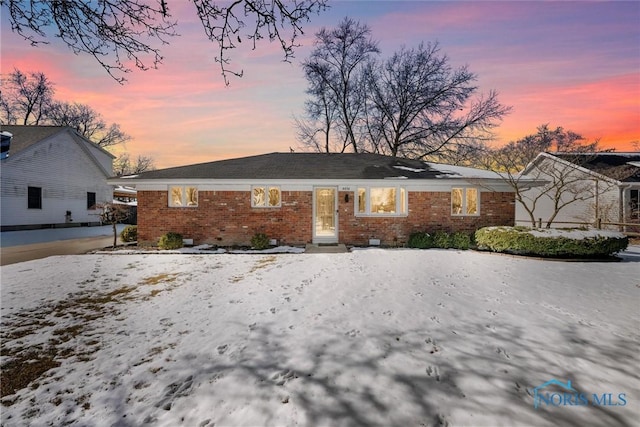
xmin=451 ymin=187 xmax=479 ymax=216
xmin=169 ymin=186 xmax=198 ymax=207
xmin=356 ymin=186 xmax=406 ymax=216
xmin=252 ymin=186 xmax=281 ymax=208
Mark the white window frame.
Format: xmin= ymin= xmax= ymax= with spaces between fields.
xmin=169 ymin=186 xmax=198 ymax=207
xmin=355 ymin=186 xmax=407 ymax=217
xmin=451 ymin=187 xmax=480 ymax=216
xmin=251 ymin=185 xmax=281 ymax=208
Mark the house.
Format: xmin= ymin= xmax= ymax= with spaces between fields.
xmin=108 ymin=152 xmax=533 ymax=247
xmin=0 ymin=125 xmax=115 ymax=231
xmin=516 ymin=152 xmax=640 ymax=230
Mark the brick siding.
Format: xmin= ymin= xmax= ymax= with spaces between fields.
xmin=137 ymin=189 xmax=514 ymax=246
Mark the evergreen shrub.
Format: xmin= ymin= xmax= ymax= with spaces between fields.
xmin=475 ymin=226 xmax=628 ymax=258
xmin=158 ymin=232 xmax=184 ymax=250
xmin=120 ymin=225 xmax=137 ymax=243
xmin=407 ymin=232 xmax=433 ymax=249
xmin=251 ymin=233 xmax=270 ymax=250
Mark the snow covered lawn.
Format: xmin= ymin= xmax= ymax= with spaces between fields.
xmin=1 ymin=248 xmax=639 ymax=426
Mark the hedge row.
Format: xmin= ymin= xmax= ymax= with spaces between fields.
xmin=407 ymin=231 xmax=473 ymax=250
xmin=474 ymin=226 xmax=628 ymax=258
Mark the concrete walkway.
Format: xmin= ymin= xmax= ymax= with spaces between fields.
xmin=305 ymin=244 xmax=349 ymax=253
xmin=0 ymin=235 xmax=121 ymax=266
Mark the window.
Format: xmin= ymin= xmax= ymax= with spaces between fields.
xmin=451 ymin=188 xmax=479 ymax=216
xmin=169 ymin=186 xmax=198 ymax=207
xmin=252 ymin=186 xmax=281 ymax=207
xmin=356 ymin=186 xmax=406 ymax=216
xmin=28 ymin=186 xmax=42 ymax=209
xmin=87 ymin=192 xmax=96 ymax=210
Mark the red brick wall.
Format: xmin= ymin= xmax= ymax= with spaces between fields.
xmin=337 ymin=191 xmax=514 ymax=246
xmin=137 ymin=189 xmax=514 ymax=246
xmin=137 ymin=190 xmax=312 ymax=246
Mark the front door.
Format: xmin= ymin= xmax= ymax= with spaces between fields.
xmin=313 ymin=187 xmax=338 ymax=243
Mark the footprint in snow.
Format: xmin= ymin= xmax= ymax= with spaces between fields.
xmin=345 ymin=329 xmax=360 ymax=337
xmin=271 ymin=369 xmax=297 ymax=386
xmin=216 ymin=344 xmax=228 ymax=355
xmin=426 ymin=365 xmax=441 ymax=381
xmin=496 ymin=347 xmax=510 ymax=359
xmin=155 ymin=375 xmax=194 ymax=411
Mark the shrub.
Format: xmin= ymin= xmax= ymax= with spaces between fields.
xmin=120 ymin=225 xmax=138 ymax=243
xmin=407 ymin=232 xmax=432 ymax=249
xmin=475 ymin=226 xmax=628 ymax=258
xmin=158 ymin=232 xmax=184 ymax=250
xmin=450 ymin=232 xmax=472 ymax=250
xmin=251 ymin=233 xmax=270 ymax=250
xmin=432 ymin=231 xmax=452 ymax=249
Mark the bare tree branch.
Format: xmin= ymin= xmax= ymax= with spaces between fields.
xmin=5 ymin=0 xmax=327 ymax=84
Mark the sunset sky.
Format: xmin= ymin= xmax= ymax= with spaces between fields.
xmin=2 ymin=1 xmax=639 ymax=168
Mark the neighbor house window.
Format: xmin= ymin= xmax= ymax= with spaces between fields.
xmin=252 ymin=186 xmax=281 ymax=207
xmin=451 ymin=188 xmax=479 ymax=216
xmin=356 ymin=187 xmax=406 ymax=216
xmin=28 ymin=186 xmax=42 ymax=209
xmin=169 ymin=186 xmax=198 ymax=207
xmin=87 ymin=192 xmax=96 ymax=210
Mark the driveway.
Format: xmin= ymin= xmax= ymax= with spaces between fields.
xmin=0 ymin=225 xmax=125 ymax=266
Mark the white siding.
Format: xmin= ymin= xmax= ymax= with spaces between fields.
xmin=1 ymin=131 xmax=113 ymax=227
xmin=515 ymin=156 xmax=621 ymax=229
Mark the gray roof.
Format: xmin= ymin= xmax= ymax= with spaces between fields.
xmin=0 ymin=125 xmax=115 ymax=158
xmin=553 ymin=152 xmax=640 ymax=183
xmin=1 ymin=125 xmax=66 ymax=154
xmin=120 ymin=152 xmax=500 ymax=180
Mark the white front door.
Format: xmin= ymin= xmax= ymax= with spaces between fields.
xmin=313 ymin=187 xmax=338 ymax=243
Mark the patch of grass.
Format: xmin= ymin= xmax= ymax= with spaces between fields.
xmin=140 ymin=273 xmax=178 ymax=286
xmin=249 ymin=255 xmax=277 ymax=273
xmin=1 ymin=349 xmax=60 ymax=399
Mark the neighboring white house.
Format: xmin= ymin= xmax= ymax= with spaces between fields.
xmin=0 ymin=125 xmax=115 ymax=231
xmin=516 ymin=152 xmax=640 ymax=230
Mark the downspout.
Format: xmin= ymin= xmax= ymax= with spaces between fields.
xmin=619 ymin=184 xmax=630 ymax=232
xmin=594 ymin=178 xmax=599 ymax=225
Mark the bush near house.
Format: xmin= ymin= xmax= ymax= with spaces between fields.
xmin=120 ymin=225 xmax=138 ymax=243
xmin=158 ymin=232 xmax=184 ymax=250
xmin=407 ymin=231 xmax=473 ymax=250
xmin=475 ymin=226 xmax=628 ymax=258
xmin=251 ymin=233 xmax=270 ymax=250
xmin=407 ymin=232 xmax=433 ymax=249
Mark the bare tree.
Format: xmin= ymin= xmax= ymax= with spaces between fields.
xmin=0 ymin=68 xmax=54 ymax=125
xmin=47 ymin=101 xmax=131 ymax=148
xmin=98 ymin=202 xmax=131 ymax=248
xmin=298 ymin=18 xmax=380 ymax=153
xmin=113 ymin=153 xmax=156 ymax=176
xmin=4 ymin=0 xmax=327 ymax=84
xmin=485 ymin=125 xmax=612 ymax=228
xmin=1 ymin=68 xmax=131 ymax=148
xmin=364 ymin=42 xmax=510 ymax=158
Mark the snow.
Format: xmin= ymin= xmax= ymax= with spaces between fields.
xmin=483 ymin=226 xmax=627 ymax=241
xmin=1 ymin=248 xmax=639 ymax=426
xmin=393 ymin=165 xmax=426 ymax=173
xmin=425 ymin=162 xmax=502 ymax=179
xmin=526 ymin=228 xmax=626 ymax=240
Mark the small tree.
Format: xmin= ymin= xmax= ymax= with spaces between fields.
xmin=113 ymin=153 xmax=156 ymax=176
xmin=98 ymin=202 xmax=130 ymax=248
xmin=484 ymin=125 xmax=614 ymax=228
